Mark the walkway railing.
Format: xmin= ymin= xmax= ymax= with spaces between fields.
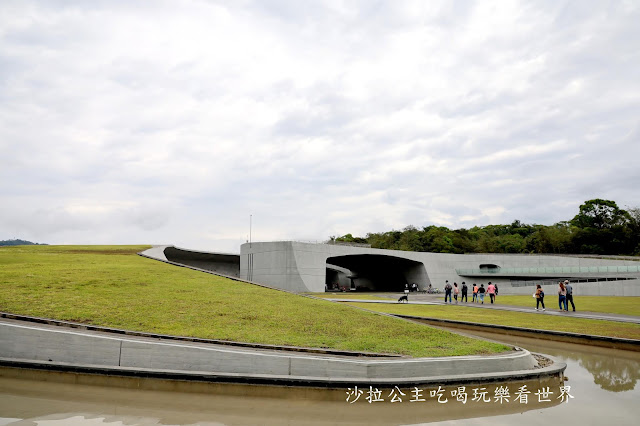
xmin=456 ymin=265 xmax=640 ymax=275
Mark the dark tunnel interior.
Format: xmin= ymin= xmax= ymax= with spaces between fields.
xmin=326 ymin=254 xmax=428 ymax=292
xmin=163 ymin=246 xmax=240 ymax=277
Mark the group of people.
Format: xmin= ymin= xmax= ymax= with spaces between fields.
xmin=443 ymin=281 xmax=498 ymax=304
xmin=441 ymin=279 xmax=576 ymax=312
xmin=414 ymin=279 xmax=577 ymax=313
xmin=534 ymin=279 xmax=576 ymax=312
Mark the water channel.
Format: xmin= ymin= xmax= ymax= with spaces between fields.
xmin=1 ymin=329 xmax=638 ymax=425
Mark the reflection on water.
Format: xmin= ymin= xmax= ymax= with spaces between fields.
xmin=580 ymin=354 xmax=639 ymax=392
xmin=459 ymin=329 xmax=640 ymax=393
xmin=0 ymin=373 xmax=563 ymax=426
xmin=425 ymin=331 xmax=640 ymax=426
xmin=1 ymin=332 xmax=639 ymax=425
xmin=10 ymin=416 xmax=134 ymax=426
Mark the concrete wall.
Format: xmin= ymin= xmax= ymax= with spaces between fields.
xmin=499 ymin=278 xmax=640 ymax=296
xmin=240 ymin=242 xmax=308 ymax=291
xmin=144 ymin=244 xmax=639 ymax=296
xmin=239 ymin=242 xmax=640 ymax=295
xmin=421 ymin=253 xmax=640 ymax=292
xmin=164 ymin=246 xmax=240 ymax=277
xmin=0 ymin=320 xmax=540 ymax=382
xmin=240 ymin=242 xmax=441 ymax=293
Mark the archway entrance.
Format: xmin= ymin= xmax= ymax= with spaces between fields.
xmin=326 ymin=254 xmax=429 ymax=292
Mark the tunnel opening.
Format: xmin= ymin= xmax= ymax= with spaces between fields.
xmin=479 ymin=263 xmax=500 ymax=270
xmin=326 ymin=254 xmax=429 ymax=292
xmin=164 ymin=246 xmax=240 ymax=277
xmin=325 ymin=265 xmax=353 ymax=292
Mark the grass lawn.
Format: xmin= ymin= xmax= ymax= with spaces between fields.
xmin=488 ymin=295 xmax=640 ymax=316
xmin=345 ymin=302 xmax=640 ymax=340
xmin=0 ymin=245 xmax=510 ymax=358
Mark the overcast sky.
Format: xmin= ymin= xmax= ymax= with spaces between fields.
xmin=1 ymin=0 xmax=639 ymax=253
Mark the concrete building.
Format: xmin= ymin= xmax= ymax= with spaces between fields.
xmin=145 ymin=242 xmax=640 ymax=296
xmin=239 ymin=241 xmax=640 ymax=296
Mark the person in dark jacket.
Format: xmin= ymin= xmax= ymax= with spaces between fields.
xmin=478 ymin=284 xmax=486 ymax=304
xmin=535 ymin=284 xmax=546 ymax=311
xmin=565 ymin=280 xmax=576 ymax=311
xmin=444 ymin=280 xmax=452 ymax=303
xmin=461 ymin=282 xmax=468 ymax=303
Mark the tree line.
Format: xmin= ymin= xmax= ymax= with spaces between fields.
xmin=0 ymin=239 xmax=46 ymax=246
xmin=330 ymin=199 xmax=640 ymax=256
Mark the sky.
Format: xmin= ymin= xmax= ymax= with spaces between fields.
xmin=1 ymin=0 xmax=639 ymax=253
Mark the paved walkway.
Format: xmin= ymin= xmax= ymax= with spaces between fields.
xmin=325 ymin=293 xmax=640 ymax=325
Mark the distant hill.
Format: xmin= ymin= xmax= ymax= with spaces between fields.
xmin=0 ymin=239 xmax=47 ymax=246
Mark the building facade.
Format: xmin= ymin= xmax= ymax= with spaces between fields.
xmin=143 ymin=243 xmax=640 ymax=296
xmin=239 ymin=241 xmax=640 ymax=296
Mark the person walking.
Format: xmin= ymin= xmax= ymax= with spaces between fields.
xmin=494 ymin=283 xmax=499 ymax=300
xmin=453 ymin=283 xmax=459 ymax=304
xmin=565 ymin=280 xmax=576 ymax=311
xmin=472 ymin=283 xmax=479 ymax=303
xmin=558 ymin=281 xmax=568 ymax=311
xmin=444 ymin=280 xmax=452 ymax=304
xmin=478 ymin=284 xmax=486 ymax=304
xmin=461 ymin=282 xmax=468 ymax=303
xmin=534 ymin=284 xmax=546 ymax=311
xmin=487 ymin=282 xmax=496 ymax=304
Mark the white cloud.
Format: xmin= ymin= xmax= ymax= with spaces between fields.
xmin=1 ymin=0 xmax=639 ymax=252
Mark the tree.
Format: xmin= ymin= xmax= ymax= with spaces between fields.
xmin=335 ymin=233 xmax=368 ymax=244
xmin=571 ymin=199 xmax=630 ymax=230
xmin=398 ymin=226 xmax=424 ymax=252
xmin=0 ymin=239 xmax=45 ymax=246
xmin=332 ymin=199 xmax=638 ymax=255
xmin=628 ymin=207 xmax=640 ymax=254
xmin=496 ymin=234 xmax=526 ymax=253
xmin=570 ymin=199 xmax=633 ymax=254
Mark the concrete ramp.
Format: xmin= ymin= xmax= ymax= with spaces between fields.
xmin=141 ymin=245 xmax=240 ymax=277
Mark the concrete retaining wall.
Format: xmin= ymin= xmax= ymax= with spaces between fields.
xmin=0 ymin=320 xmax=542 ymax=383
xmin=163 ymin=246 xmax=240 ymax=277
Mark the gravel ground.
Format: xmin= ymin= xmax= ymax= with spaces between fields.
xmin=533 ymin=353 xmax=554 ymax=368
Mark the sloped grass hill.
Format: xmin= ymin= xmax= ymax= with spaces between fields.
xmin=0 ymin=245 xmax=510 ymax=358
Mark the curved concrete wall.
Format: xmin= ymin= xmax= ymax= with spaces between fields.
xmin=239 ymin=242 xmax=640 ymax=295
xmin=143 ymin=244 xmax=639 ymax=296
xmin=0 ymin=319 xmax=544 ymax=383
xmin=240 ymin=242 xmax=437 ymax=293
xmin=163 ymin=246 xmax=240 ymax=277
xmin=240 ymin=242 xmax=308 ymax=291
